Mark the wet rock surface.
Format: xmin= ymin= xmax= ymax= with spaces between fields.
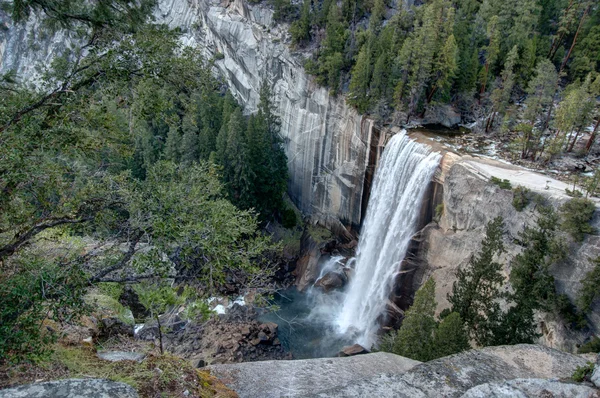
xmin=0 ymin=379 xmax=138 ymax=398
xmin=314 ymin=271 xmax=347 ymax=292
xmin=166 ymin=304 xmax=290 ymax=365
xmin=337 ymin=344 xmax=369 ymax=357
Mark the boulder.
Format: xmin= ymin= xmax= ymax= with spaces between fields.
xmin=208 ymin=352 xmax=420 ymax=397
xmin=460 ymin=378 xmax=600 ymax=398
xmin=314 ymin=271 xmax=347 ymax=292
xmin=208 ymin=344 xmax=588 ymax=397
xmin=592 ymin=354 xmax=600 ymax=388
xmin=0 ymin=379 xmax=137 ymax=398
xmin=97 ymin=351 xmax=146 ymax=362
xmin=118 ymin=285 xmax=148 ymax=320
xmin=99 ymin=317 xmax=134 ymax=339
xmin=337 ymin=344 xmax=369 ymax=357
xmin=421 ymin=104 xmax=462 ymax=128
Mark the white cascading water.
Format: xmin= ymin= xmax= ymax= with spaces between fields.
xmin=335 ymin=131 xmax=441 ymax=348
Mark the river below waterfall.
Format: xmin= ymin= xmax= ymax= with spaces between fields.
xmin=260 ymin=130 xmax=441 ymax=359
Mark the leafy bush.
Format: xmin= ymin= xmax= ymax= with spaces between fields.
xmin=512 ymin=186 xmax=531 ymax=211
xmin=579 ymin=336 xmax=600 ymax=354
xmin=572 ymin=362 xmax=595 ymax=382
xmin=560 ymin=197 xmax=596 ymax=242
xmin=555 ymin=294 xmax=587 ymax=330
xmin=281 ymin=204 xmax=298 ymax=229
xmin=98 ymin=282 xmax=124 ymax=301
xmin=565 ymin=188 xmax=584 ymax=197
xmin=214 ymin=52 xmax=225 ymax=60
xmin=490 ymin=176 xmax=512 ymax=190
xmin=0 ymin=257 xmax=89 ymax=364
xmin=577 ymin=257 xmax=600 ymax=313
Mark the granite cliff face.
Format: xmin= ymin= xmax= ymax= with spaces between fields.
xmin=410 ymin=147 xmax=600 ymax=352
xmin=0 ymin=0 xmax=379 ymax=232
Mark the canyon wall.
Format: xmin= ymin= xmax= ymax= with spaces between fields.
xmin=0 ymin=0 xmax=380 ymax=233
xmin=411 ymin=152 xmax=600 ymax=352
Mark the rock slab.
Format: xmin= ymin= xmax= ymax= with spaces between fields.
xmin=592 ymin=354 xmax=600 ymax=388
xmin=209 ymin=344 xmax=590 ymax=398
xmin=0 ymin=379 xmax=138 ymax=398
xmin=208 ymin=352 xmax=420 ymax=397
xmin=460 ymin=378 xmax=600 ymax=398
xmin=97 ymin=351 xmax=146 ymax=362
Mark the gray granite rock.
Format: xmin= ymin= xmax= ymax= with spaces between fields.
xmin=460 ymin=378 xmax=600 ymax=398
xmin=0 ymin=379 xmax=138 ymax=398
xmin=97 ymin=351 xmax=146 ymax=362
xmin=209 ymin=344 xmax=589 ymax=398
xmin=592 ymin=354 xmax=600 ymax=388
xmin=208 ymin=352 xmax=420 ymax=397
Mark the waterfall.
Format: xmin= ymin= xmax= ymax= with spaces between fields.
xmin=335 ymin=131 xmax=441 ymax=348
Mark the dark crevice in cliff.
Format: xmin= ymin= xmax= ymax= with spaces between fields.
xmin=385 ymin=180 xmax=444 ymax=329
xmin=358 ymin=122 xmax=381 ymax=231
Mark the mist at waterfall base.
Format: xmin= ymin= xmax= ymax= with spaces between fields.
xmin=259 ymin=132 xmax=441 ymax=359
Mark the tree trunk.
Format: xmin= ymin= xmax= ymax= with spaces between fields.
xmin=568 ymin=129 xmax=582 ymax=152
xmin=543 ymin=5 xmax=590 ymax=134
xmin=426 ymin=86 xmax=438 ymax=104
xmin=585 ymin=118 xmax=600 ymax=152
xmin=560 ymin=4 xmax=590 ymax=73
xmin=156 ymin=315 xmax=164 ymax=355
xmin=548 ymin=0 xmax=576 ymax=59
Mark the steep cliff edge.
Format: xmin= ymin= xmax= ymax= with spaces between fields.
xmin=410 ymin=141 xmax=600 ymax=352
xmin=0 ymin=0 xmax=379 ymax=232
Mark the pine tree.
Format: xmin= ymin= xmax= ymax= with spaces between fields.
xmin=521 ymin=60 xmax=558 ymax=158
xmin=391 ymin=278 xmax=437 ymax=361
xmin=487 ymin=45 xmax=519 ymax=132
xmin=180 ymin=117 xmax=199 ymax=166
xmin=510 ymin=206 xmax=562 ymax=312
xmin=348 ymin=38 xmax=373 ymax=113
xmin=448 ymin=217 xmax=505 ymax=346
xmin=479 ymin=15 xmax=501 ymax=99
xmin=290 ymin=0 xmax=311 ymax=45
xmin=222 ymin=108 xmax=254 ymax=208
xmin=164 ymin=125 xmax=181 ymax=163
xmin=369 ymin=0 xmax=386 ymax=33
xmin=432 ymin=312 xmax=471 ymax=358
xmin=427 ymin=34 xmax=459 ymax=103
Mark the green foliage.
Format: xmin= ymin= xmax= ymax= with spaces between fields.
xmin=490 ymin=176 xmax=512 ymax=190
xmin=435 ymin=203 xmax=445 ymax=221
xmin=510 ymin=206 xmax=563 ymax=311
xmin=387 ymin=278 xmax=437 ymax=361
xmin=571 ymin=362 xmax=595 ymax=382
xmin=0 ymin=255 xmax=89 ymax=363
xmin=432 ymin=312 xmax=471 ymax=358
xmin=512 ymin=186 xmax=532 ymax=211
xmin=97 ymin=283 xmax=125 ymax=301
xmin=554 ymin=293 xmax=587 ymax=330
xmin=577 ymin=257 xmax=600 ymax=313
xmin=559 ymin=198 xmax=596 ymax=242
xmin=281 ymin=204 xmax=299 ymax=229
xmin=448 ymin=217 xmax=505 ymax=346
xmin=289 ymin=0 xmax=311 ymax=44
xmin=383 ymin=279 xmax=470 ymax=361
xmin=579 ymin=336 xmax=600 ymax=354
